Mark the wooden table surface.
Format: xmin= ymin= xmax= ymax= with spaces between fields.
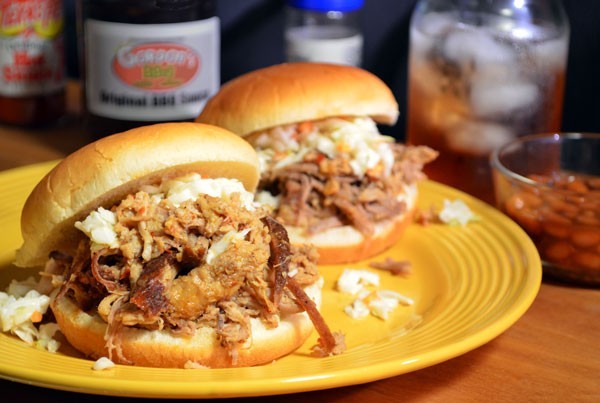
xmin=0 ymin=85 xmax=598 ymax=402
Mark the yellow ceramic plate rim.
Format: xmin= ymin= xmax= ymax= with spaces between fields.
xmin=0 ymin=161 xmax=541 ymax=398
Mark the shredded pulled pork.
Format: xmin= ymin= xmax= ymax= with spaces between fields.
xmin=255 ymin=119 xmax=438 ymax=236
xmin=54 ymin=188 xmax=334 ymax=365
xmin=262 ymin=216 xmax=290 ymax=309
xmin=264 ymin=216 xmax=344 ymax=356
xmin=369 ymin=257 xmax=412 ymax=277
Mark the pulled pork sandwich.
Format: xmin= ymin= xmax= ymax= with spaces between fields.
xmin=14 ymin=122 xmax=343 ymax=368
xmin=197 ymin=63 xmax=438 ymax=264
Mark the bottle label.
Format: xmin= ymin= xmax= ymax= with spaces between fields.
xmin=85 ymin=17 xmax=220 ymax=121
xmin=286 ymin=26 xmax=363 ymax=66
xmin=0 ymin=0 xmax=65 ymax=96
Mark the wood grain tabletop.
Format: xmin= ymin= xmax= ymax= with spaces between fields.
xmin=0 ymin=82 xmax=598 ymax=403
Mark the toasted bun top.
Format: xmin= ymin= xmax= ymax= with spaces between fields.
xmin=196 ymin=62 xmax=399 ymax=137
xmin=16 ymin=122 xmax=260 ymax=268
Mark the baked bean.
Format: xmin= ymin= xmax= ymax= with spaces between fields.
xmin=544 ymin=241 xmax=573 ymax=261
xmin=576 ymin=214 xmax=600 ymax=227
xmin=571 ymin=228 xmax=600 ymax=248
xmin=539 ymin=206 xmax=571 ymax=226
xmin=518 ymin=192 xmax=544 ymax=208
xmin=540 ymin=205 xmax=571 ymax=238
xmin=505 ymin=194 xmax=542 ymax=235
xmin=543 ymin=222 xmax=571 ymax=239
xmin=579 ymin=200 xmax=600 ymax=211
xmin=513 ymin=208 xmax=542 ymax=235
xmin=506 ymin=192 xmax=541 ymax=211
xmin=587 ymin=178 xmax=600 ymax=189
xmin=573 ymin=252 xmax=600 ymax=270
xmin=522 ymin=185 xmax=542 ymax=197
xmin=566 ymin=194 xmax=586 ymax=205
xmin=567 ymin=179 xmax=589 ymax=193
xmin=561 ymin=205 xmax=581 ymax=218
xmin=543 ymin=195 xmax=580 ymax=217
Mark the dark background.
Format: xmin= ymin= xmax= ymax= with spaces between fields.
xmin=66 ymin=0 xmax=600 ymax=141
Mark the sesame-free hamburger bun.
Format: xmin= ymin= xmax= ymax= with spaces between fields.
xmin=197 ymin=62 xmax=399 ymax=137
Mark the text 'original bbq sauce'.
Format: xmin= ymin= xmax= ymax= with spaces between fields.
xmin=0 ymin=0 xmax=66 ymax=126
xmin=78 ymin=0 xmax=219 ymax=138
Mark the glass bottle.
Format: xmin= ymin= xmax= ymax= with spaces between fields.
xmin=285 ymin=0 xmax=364 ymax=66
xmin=406 ymin=0 xmax=569 ymax=204
xmin=0 ymin=0 xmax=66 ymax=126
xmin=77 ymin=0 xmax=219 ymax=138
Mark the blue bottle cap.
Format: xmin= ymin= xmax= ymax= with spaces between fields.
xmin=287 ymin=0 xmax=365 ymax=12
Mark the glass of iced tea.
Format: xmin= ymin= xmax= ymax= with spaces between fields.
xmin=406 ymin=0 xmax=569 ymax=204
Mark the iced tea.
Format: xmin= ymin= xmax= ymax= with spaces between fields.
xmin=407 ymin=9 xmax=569 ymax=203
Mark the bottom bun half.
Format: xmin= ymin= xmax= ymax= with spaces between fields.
xmin=286 ymin=185 xmax=418 ymax=265
xmin=51 ymin=282 xmax=322 ymax=368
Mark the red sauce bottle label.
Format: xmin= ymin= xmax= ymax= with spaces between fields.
xmin=85 ymin=17 xmax=220 ymax=121
xmin=0 ymin=0 xmax=65 ymax=96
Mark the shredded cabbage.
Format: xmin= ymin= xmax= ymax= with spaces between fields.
xmin=439 ymin=199 xmax=479 ymax=226
xmin=75 ymin=207 xmax=118 ymax=249
xmin=336 ymin=269 xmax=414 ymax=321
xmin=164 ymin=173 xmax=255 ymax=210
xmin=256 ymin=117 xmax=395 ymax=178
xmin=205 ymin=228 xmax=251 ymax=264
xmin=75 ymin=173 xmax=258 ymax=249
xmin=0 ymin=277 xmax=60 ymax=352
xmin=93 ymin=356 xmax=116 ymax=371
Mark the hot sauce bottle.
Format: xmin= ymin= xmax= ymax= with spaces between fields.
xmin=0 ymin=0 xmax=66 ymax=126
xmin=77 ymin=0 xmax=219 ymax=138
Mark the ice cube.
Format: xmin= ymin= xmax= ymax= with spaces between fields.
xmin=446 ymin=120 xmax=514 ymax=155
xmin=532 ymin=38 xmax=569 ymax=72
xmin=472 ymin=63 xmax=519 ymax=84
xmin=411 ymin=12 xmax=456 ymax=57
xmin=410 ymin=26 xmax=435 ymax=57
xmin=419 ymin=12 xmax=456 ymax=36
xmin=470 ymin=80 xmax=539 ymax=118
xmin=443 ymin=28 xmax=515 ymax=68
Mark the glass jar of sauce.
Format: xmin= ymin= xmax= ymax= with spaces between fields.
xmin=0 ymin=0 xmax=66 ymax=126
xmin=77 ymin=0 xmax=219 ymax=138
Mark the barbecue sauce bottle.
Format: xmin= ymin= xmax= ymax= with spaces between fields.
xmin=77 ymin=0 xmax=219 ymax=138
xmin=0 ymin=0 xmax=66 ymax=126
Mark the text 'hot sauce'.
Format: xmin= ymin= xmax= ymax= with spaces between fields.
xmin=0 ymin=0 xmax=66 ymax=126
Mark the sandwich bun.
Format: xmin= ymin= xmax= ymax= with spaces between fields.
xmin=51 ymin=280 xmax=322 ymax=368
xmin=16 ymin=122 xmax=259 ymax=268
xmin=196 ymin=63 xmax=431 ymax=265
xmin=15 ymin=122 xmax=328 ymax=368
xmin=196 ymin=62 xmax=399 ymax=137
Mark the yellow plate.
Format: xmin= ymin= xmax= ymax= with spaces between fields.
xmin=0 ymin=161 xmax=541 ymax=398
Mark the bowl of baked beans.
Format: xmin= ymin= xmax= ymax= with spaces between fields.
xmin=491 ymin=133 xmax=600 ymax=286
